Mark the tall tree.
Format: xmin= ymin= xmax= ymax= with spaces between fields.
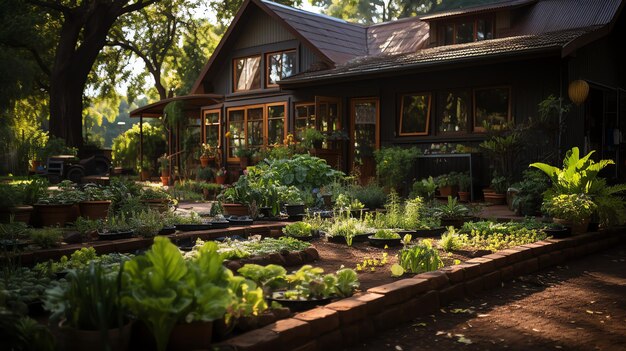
xmin=310 ymin=0 xmax=440 ymax=24
xmin=210 ymin=0 xmax=302 ymax=25
xmin=26 ymin=0 xmax=160 ymax=148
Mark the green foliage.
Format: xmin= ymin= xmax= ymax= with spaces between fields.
xmin=111 ymin=123 xmax=166 ymax=169
xmin=0 ymin=266 xmax=53 ymax=313
xmin=254 ymin=154 xmax=345 ymax=191
xmin=374 ymin=146 xmax=420 ymax=190
xmin=81 ymin=183 xmax=113 ymax=201
xmin=511 ymin=169 xmax=550 ymax=216
xmin=282 ymin=222 xmax=313 ymax=238
xmin=37 ymin=180 xmax=84 ymax=205
xmin=33 ymin=247 xmax=131 ymax=276
xmin=350 ymin=182 xmax=387 ymax=209
xmin=44 ymin=263 xmax=125 ymax=332
xmin=122 ymin=238 xmax=233 ymax=351
xmin=433 ymin=196 xmax=470 ymax=220
xmin=196 ymin=166 xmax=214 ymax=181
xmin=131 ymin=210 xmax=164 ymax=238
xmin=410 ymin=176 xmax=437 ymax=201
xmin=0 ymin=310 xmax=55 ymax=351
xmin=490 ymin=172 xmax=508 ymax=194
xmin=457 ymin=172 xmax=471 ymax=192
xmin=37 ymin=136 xmax=77 ymax=162
xmin=198 ymin=236 xmax=311 ymax=260
xmin=435 ymin=172 xmax=459 ymax=188
xmin=372 ymin=229 xmax=400 ymax=239
xmin=397 ymin=239 xmax=443 ymax=274
xmin=439 ymin=227 xmax=462 ymax=252
xmin=211 ymin=0 xmax=302 ymax=25
xmin=458 ymin=220 xmax=549 ymax=251
xmin=300 ymin=127 xmax=325 ymax=149
xmin=29 ymin=228 xmax=63 ymax=249
xmin=543 ymin=194 xmax=596 ymax=223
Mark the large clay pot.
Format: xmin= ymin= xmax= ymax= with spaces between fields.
xmin=458 ymin=191 xmax=470 ymax=203
xmin=58 ymin=321 xmax=132 ymax=351
xmin=79 ymin=200 xmax=111 ymax=220
xmin=439 ymin=185 xmax=458 ymax=198
xmin=222 ymin=203 xmax=249 ymax=216
xmin=34 ymin=203 xmax=73 ymax=227
xmin=160 ymin=176 xmax=170 ymax=186
xmin=168 ymin=321 xmax=213 ymax=351
xmin=200 ymin=155 xmax=210 ymax=168
xmin=215 ymin=175 xmax=226 ymax=184
xmin=141 ymin=198 xmax=170 ymax=213
xmin=140 ymin=170 xmax=151 ymax=181
xmin=554 ymin=217 xmax=590 ymax=235
xmin=484 ymin=192 xmax=506 ymax=205
xmin=0 ymin=205 xmax=33 ymax=224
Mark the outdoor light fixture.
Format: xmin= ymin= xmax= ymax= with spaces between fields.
xmin=568 ymin=79 xmax=589 ymax=105
xmin=117 ymin=121 xmax=126 ymax=125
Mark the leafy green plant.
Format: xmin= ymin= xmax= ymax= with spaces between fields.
xmin=433 ymin=196 xmax=470 ymax=220
xmin=457 ymin=172 xmax=471 ymax=192
xmin=439 ymin=227 xmax=463 ymax=251
xmin=394 ymin=239 xmax=443 ymax=275
xmin=131 ymin=210 xmax=164 ymax=237
xmin=435 ymin=172 xmax=459 ymax=188
xmin=511 ymin=169 xmax=550 ymax=216
xmin=253 ymin=154 xmax=344 ymax=191
xmin=372 ymin=229 xmax=400 ymax=239
xmin=29 ymin=228 xmax=63 ymax=248
xmin=196 ymin=236 xmax=310 ymax=260
xmin=196 ymin=166 xmax=214 ymax=182
xmin=282 ymin=222 xmax=313 ymax=238
xmin=411 ymin=177 xmax=437 ymax=201
xmin=81 ymin=184 xmax=113 ymax=201
xmin=490 ymin=172 xmax=508 ymax=194
xmin=37 ymin=181 xmax=84 ymax=205
xmin=542 ymin=194 xmax=596 ymax=223
xmin=44 ymin=262 xmax=125 ymax=333
xmin=458 ymin=220 xmax=548 ymax=251
xmin=350 ymin=182 xmax=386 ymax=210
xmin=1 ymin=266 xmax=54 ymax=312
xmin=104 ymin=213 xmax=135 ymax=233
xmin=300 ymin=127 xmax=325 ymax=149
xmin=374 ymin=146 xmax=420 ymax=190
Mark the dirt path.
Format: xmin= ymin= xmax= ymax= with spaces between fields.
xmin=346 ymin=244 xmax=626 ymax=351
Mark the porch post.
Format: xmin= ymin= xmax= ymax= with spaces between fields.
xmin=139 ymin=115 xmax=144 ymax=174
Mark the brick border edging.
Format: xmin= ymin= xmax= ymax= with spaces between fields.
xmin=215 ymin=230 xmax=626 ymax=351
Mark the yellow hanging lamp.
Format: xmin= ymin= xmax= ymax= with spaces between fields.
xmin=568 ymin=80 xmax=589 ymax=105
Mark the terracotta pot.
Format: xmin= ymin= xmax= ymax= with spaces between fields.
xmin=239 ymin=156 xmax=249 ymax=169
xmin=168 ymin=321 xmax=213 ymax=351
xmin=484 ymin=192 xmax=506 ymax=205
xmin=0 ymin=205 xmax=33 ymax=224
xmin=222 ymin=203 xmax=249 ymax=216
xmin=161 ymin=170 xmax=170 ymax=177
xmin=439 ymin=185 xmax=458 ymax=197
xmin=215 ymin=175 xmax=226 ymax=184
xmin=160 ymin=176 xmax=170 ymax=186
xmin=140 ymin=170 xmax=151 ymax=181
xmin=58 ymin=321 xmax=132 ymax=351
xmin=200 ymin=155 xmax=210 ymax=167
xmin=554 ymin=217 xmax=590 ymax=234
xmin=458 ymin=191 xmax=470 ymax=203
xmin=34 ymin=203 xmax=73 ymax=227
xmin=79 ymin=200 xmax=111 ymax=220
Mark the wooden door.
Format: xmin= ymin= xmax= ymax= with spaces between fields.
xmin=350 ymin=97 xmax=379 ymax=182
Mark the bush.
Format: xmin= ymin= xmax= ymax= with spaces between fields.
xmin=374 ymin=146 xmax=420 ymax=190
xmin=111 ymin=123 xmax=166 ymax=169
xmin=29 ymin=228 xmax=63 ymax=248
xmin=351 ymin=182 xmax=386 ymax=209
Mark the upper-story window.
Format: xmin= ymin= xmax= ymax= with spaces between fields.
xmin=439 ymin=17 xmax=494 ymax=45
xmin=266 ymin=50 xmax=296 ymax=87
xmin=233 ymin=55 xmax=261 ymax=92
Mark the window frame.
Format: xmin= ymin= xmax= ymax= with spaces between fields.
xmin=438 ymin=15 xmax=495 ymax=45
xmin=437 ymin=89 xmax=472 ymax=135
xmin=265 ymin=49 xmax=297 ymax=88
xmin=294 ymin=102 xmax=316 ymax=135
xmin=203 ymin=109 xmax=221 ymax=147
xmin=473 ymin=86 xmax=512 ymax=132
xmin=232 ymin=54 xmax=262 ymax=93
xmin=398 ymin=92 xmax=432 ymax=136
xmin=225 ymin=102 xmax=288 ymax=162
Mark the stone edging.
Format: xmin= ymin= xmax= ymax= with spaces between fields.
xmin=214 ymin=229 xmax=626 ymax=351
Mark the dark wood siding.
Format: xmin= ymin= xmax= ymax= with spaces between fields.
xmin=234 ymin=7 xmax=295 ymax=49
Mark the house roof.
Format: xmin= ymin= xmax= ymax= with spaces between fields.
xmin=420 ymin=0 xmax=537 ymax=21
xmin=279 ymin=26 xmax=598 ymax=86
xmin=367 ymin=17 xmax=429 ymax=56
xmin=129 ymin=94 xmax=223 ymax=118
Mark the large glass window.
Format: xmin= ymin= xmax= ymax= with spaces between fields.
xmin=439 ymin=91 xmax=470 ymax=133
xmin=294 ymin=103 xmax=315 ymax=133
xmin=477 ymin=19 xmax=494 ymax=41
xmin=226 ymin=103 xmax=287 ymax=160
xmin=233 ymin=55 xmax=261 ymax=92
xmin=439 ymin=16 xmax=494 ymax=46
xmin=204 ymin=110 xmax=220 ymax=147
xmin=474 ymin=87 xmax=511 ymax=131
xmin=455 ymin=22 xmax=474 ymax=44
xmin=399 ymin=93 xmax=431 ymax=136
xmin=267 ymin=50 xmax=296 ymax=87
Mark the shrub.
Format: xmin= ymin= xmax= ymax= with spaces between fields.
xmin=396 ymin=240 xmax=443 ymax=274
xmin=29 ymin=228 xmax=63 ymax=248
xmin=374 ymin=146 xmax=420 ymax=190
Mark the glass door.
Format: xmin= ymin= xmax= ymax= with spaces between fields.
xmin=350 ymin=98 xmax=379 ymax=182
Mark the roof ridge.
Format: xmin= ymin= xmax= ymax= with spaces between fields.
xmin=260 ymin=0 xmax=365 ymax=27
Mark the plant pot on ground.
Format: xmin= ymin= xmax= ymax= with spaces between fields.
xmin=436 ymin=172 xmax=459 ymax=198
xmin=78 ymin=184 xmax=113 ymax=220
xmin=484 ymin=173 xmax=508 ymax=205
xmin=543 ymin=193 xmax=596 ymax=235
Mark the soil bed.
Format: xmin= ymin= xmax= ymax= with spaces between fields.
xmin=344 ymin=244 xmax=626 ymax=351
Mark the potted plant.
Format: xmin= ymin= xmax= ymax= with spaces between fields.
xmin=218 ymin=176 xmax=257 ymax=216
xmin=130 ymin=210 xmax=164 ymax=238
xmin=138 ymin=158 xmax=153 ymax=181
xmin=0 ymin=184 xmax=34 ymax=224
xmin=373 ymin=146 xmax=420 ymax=193
xmin=34 ymin=183 xmax=83 ymax=227
xmin=456 ymin=172 xmax=471 ymax=202
xmin=215 ymin=167 xmax=227 ymax=185
xmin=542 ymin=193 xmax=596 ymax=234
xmin=484 ymin=172 xmax=508 ymax=205
xmin=301 ymin=127 xmax=325 ymax=151
xmin=196 ymin=166 xmax=214 ymax=183
xmin=122 ymin=238 xmax=235 ymax=351
xmin=98 ymin=213 xmax=135 ymax=240
xmin=410 ymin=177 xmax=437 ymax=202
xmin=368 ymin=229 xmax=401 ymax=247
xmin=159 ymin=154 xmax=170 ymax=185
xmin=433 ymin=196 xmax=473 ymax=228
xmin=139 ymin=188 xmax=173 ymax=213
xmin=78 ymin=184 xmax=113 ymax=220
xmin=282 ymin=221 xmax=313 ymax=240
xmin=44 ymin=262 xmax=131 ymax=351
xmin=200 ymin=142 xmax=217 ymax=167
xmin=435 ymin=172 xmax=459 ymax=198
xmin=235 ymin=147 xmax=255 ymax=169
xmin=511 ymin=169 xmax=550 ymax=216
xmin=283 ymin=186 xmax=304 ymax=217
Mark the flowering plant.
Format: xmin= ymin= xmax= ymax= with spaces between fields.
xmin=201 ymin=143 xmax=218 ymax=157
xmin=216 ymin=167 xmax=227 ymax=177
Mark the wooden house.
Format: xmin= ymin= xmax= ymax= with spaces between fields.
xmin=131 ymin=0 xmax=626 ymax=185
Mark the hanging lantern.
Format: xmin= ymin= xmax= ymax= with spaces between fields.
xmin=568 ymin=80 xmax=589 ymax=105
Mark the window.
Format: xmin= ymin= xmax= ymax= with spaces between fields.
xmin=399 ymin=93 xmax=431 ymax=136
xmin=474 ymin=87 xmax=511 ymax=131
xmin=266 ymin=50 xmax=296 ymax=87
xmin=294 ymin=103 xmax=315 ymax=133
xmin=439 ymin=90 xmax=470 ymax=133
xmin=226 ymin=103 xmax=287 ymax=160
xmin=204 ymin=110 xmax=220 ymax=147
xmin=439 ymin=16 xmax=494 ymax=45
xmin=233 ymin=55 xmax=261 ymax=92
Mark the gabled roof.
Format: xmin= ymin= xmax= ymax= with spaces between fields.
xmin=367 ymin=17 xmax=429 ymax=56
xmin=279 ymin=27 xmax=597 ymax=86
xmin=261 ymin=0 xmax=367 ymax=64
xmin=130 ymin=94 xmax=223 ymax=118
xmin=420 ymin=0 xmax=537 ymax=21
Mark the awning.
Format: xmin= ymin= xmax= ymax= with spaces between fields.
xmin=129 ymin=94 xmax=224 ymax=118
